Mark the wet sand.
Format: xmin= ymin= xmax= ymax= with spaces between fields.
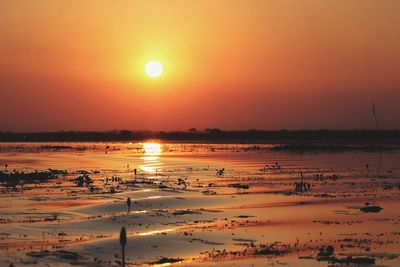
xmin=0 ymin=142 xmax=399 ymax=266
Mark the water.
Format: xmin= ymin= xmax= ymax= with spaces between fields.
xmin=0 ymin=142 xmax=399 ymax=266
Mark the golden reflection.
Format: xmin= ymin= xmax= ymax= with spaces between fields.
xmin=140 ymin=165 xmax=158 ymax=173
xmin=140 ymin=142 xmax=162 ymax=174
xmin=143 ymin=142 xmax=161 ymax=158
xmin=137 ymin=228 xmax=173 ymax=236
xmin=147 ymin=195 xmax=162 ymax=199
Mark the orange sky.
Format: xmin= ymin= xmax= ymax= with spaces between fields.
xmin=1 ymin=0 xmax=399 ymax=131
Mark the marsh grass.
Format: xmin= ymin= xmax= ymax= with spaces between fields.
xmin=0 ymin=170 xmax=58 ymax=188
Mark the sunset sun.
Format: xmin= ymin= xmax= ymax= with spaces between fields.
xmin=145 ymin=60 xmax=163 ymax=78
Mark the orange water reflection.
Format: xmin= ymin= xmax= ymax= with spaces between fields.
xmin=140 ymin=142 xmax=162 ymax=174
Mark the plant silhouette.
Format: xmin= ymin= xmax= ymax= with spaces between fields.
xmin=127 ymin=197 xmax=131 ymax=213
xmin=120 ymin=227 xmax=127 ymax=267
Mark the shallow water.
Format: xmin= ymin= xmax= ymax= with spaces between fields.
xmin=0 ymin=142 xmax=399 ymax=266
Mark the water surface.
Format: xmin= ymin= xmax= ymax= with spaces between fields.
xmin=0 ymin=142 xmax=399 ymax=266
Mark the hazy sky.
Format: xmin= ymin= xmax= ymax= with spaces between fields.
xmin=1 ymin=0 xmax=399 ymax=131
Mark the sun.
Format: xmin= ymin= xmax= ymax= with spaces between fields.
xmin=145 ymin=60 xmax=163 ymax=78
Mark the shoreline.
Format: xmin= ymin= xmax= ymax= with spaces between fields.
xmin=1 ymin=129 xmax=400 ymax=145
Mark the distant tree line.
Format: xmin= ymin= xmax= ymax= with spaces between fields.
xmin=0 ymin=129 xmax=400 ymax=144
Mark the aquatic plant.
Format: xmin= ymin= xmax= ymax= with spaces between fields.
xmin=360 ymin=204 xmax=383 ymax=213
xmin=317 ymin=245 xmax=335 ymax=259
xmin=216 ymin=168 xmax=225 ymax=176
xmin=177 ymin=178 xmax=188 ymax=188
xmin=127 ymin=197 xmax=131 ymax=213
xmin=230 ymin=183 xmax=250 ymax=190
xmin=74 ymin=173 xmax=93 ymax=187
xmin=0 ymin=170 xmax=58 ymax=188
xmin=120 ymin=227 xmax=127 ymax=267
xmin=150 ymin=257 xmax=183 ymax=265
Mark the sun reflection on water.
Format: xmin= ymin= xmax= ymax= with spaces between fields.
xmin=137 ymin=228 xmax=173 ymax=236
xmin=140 ymin=142 xmax=162 ymax=174
xmin=143 ymin=142 xmax=162 ymax=157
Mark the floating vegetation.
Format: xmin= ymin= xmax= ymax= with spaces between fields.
xmin=150 ymin=257 xmax=183 ymax=265
xmin=172 ymin=209 xmax=202 ymax=216
xmin=27 ymin=250 xmax=80 ymax=261
xmin=0 ymin=170 xmax=58 ymax=188
xmin=216 ymin=168 xmax=225 ymax=176
xmin=202 ymin=189 xmax=217 ymax=195
xmin=230 ymin=183 xmax=250 ymax=190
xmin=360 ymin=205 xmax=383 ymax=213
xmin=254 ymin=242 xmax=290 ymax=256
xmin=314 ymin=245 xmax=389 ymax=265
xmin=73 ymin=173 xmax=93 ymax=187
